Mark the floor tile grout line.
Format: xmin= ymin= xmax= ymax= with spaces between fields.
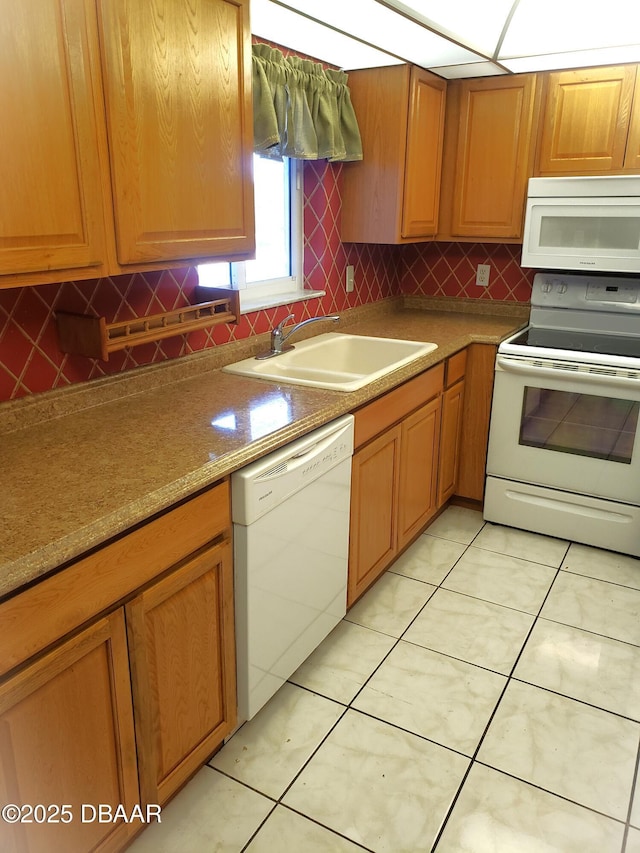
xmin=430 ymin=555 xmax=566 ymax=851
xmin=213 ymin=522 xmax=639 ymax=851
xmin=529 ymin=614 xmax=640 ymax=650
xmin=621 ymin=739 xmax=640 ymax=852
xmin=507 ymin=674 xmax=640 ymax=725
xmin=559 ymin=565 xmax=640 ymax=594
xmin=471 ymin=760 xmax=630 ymax=827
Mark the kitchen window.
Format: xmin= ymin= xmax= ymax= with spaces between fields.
xmin=198 ymin=155 xmax=320 ymax=313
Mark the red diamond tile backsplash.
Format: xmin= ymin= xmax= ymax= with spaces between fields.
xmin=402 ymin=242 xmax=535 ymax=303
xmin=0 ymin=36 xmax=535 ymax=403
xmin=0 ymin=162 xmax=534 ymax=403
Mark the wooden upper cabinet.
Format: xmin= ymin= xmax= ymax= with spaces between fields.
xmin=402 ymin=68 xmax=447 ymax=238
xmin=535 ymin=65 xmax=637 ymax=174
xmin=97 ymin=0 xmax=255 ymax=265
xmin=624 ymin=66 xmax=640 ymax=170
xmin=439 ymin=74 xmax=538 ymax=241
xmin=1 ymin=0 xmax=254 ymax=288
xmin=0 ymin=0 xmax=112 ymax=283
xmin=341 ymin=65 xmax=446 ymax=244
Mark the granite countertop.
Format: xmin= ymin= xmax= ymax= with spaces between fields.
xmin=0 ymin=298 xmax=528 ymax=600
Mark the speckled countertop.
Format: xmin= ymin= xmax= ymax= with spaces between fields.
xmin=0 ymin=297 xmax=528 ymax=600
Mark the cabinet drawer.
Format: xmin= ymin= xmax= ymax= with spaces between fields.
xmin=0 ymin=481 xmax=230 ymax=677
xmin=354 ymin=364 xmax=444 ymax=449
xmin=445 ymin=349 xmax=467 ymax=387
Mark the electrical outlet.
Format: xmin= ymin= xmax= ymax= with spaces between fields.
xmin=476 ymin=264 xmax=490 ymax=287
xmin=345 ymin=265 xmax=355 ymax=293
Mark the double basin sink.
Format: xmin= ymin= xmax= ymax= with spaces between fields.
xmin=223 ymin=332 xmax=438 ymax=391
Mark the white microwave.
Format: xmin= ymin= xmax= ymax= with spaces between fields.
xmin=521 ymin=175 xmax=640 ymax=273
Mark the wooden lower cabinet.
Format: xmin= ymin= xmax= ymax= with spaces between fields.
xmin=126 ymin=541 xmax=236 ymax=807
xmin=456 ymin=344 xmax=497 ymax=502
xmin=0 ymin=483 xmax=235 ymax=853
xmin=0 ymin=611 xmax=139 ymax=853
xmin=348 ymin=366 xmax=445 ymax=606
xmin=348 ymin=425 xmax=402 ymax=606
xmin=398 ymin=397 xmax=441 ymax=549
xmin=437 ymin=378 xmax=465 ymax=506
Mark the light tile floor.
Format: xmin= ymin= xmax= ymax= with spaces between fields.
xmin=130 ymin=506 xmax=640 ymax=853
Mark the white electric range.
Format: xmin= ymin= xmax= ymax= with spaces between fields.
xmin=485 ymin=272 xmax=640 ymax=557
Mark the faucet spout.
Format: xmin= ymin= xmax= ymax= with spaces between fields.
xmin=255 ymin=314 xmax=340 ymax=360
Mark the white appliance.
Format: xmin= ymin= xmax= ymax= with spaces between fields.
xmin=485 ymin=272 xmax=640 ymax=557
xmin=232 ymin=414 xmax=354 ymax=722
xmin=522 ymin=175 xmax=640 ymax=273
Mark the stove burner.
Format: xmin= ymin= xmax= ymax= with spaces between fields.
xmin=509 ymin=328 xmax=640 ymax=359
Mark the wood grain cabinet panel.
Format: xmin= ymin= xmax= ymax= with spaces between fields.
xmin=97 ymin=0 xmax=254 ymax=265
xmin=536 ymin=65 xmax=637 ymax=174
xmin=126 ymin=541 xmax=236 ymax=806
xmin=440 ymin=74 xmax=537 ymax=240
xmin=348 ymin=426 xmax=401 ymax=606
xmin=341 ymin=64 xmax=446 ymax=243
xmin=0 ymin=0 xmax=111 ymax=282
xmin=398 ymin=397 xmax=441 ymax=549
xmin=455 ymin=344 xmax=497 ymax=503
xmin=0 ymin=611 xmax=139 ymax=853
xmin=1 ymin=0 xmax=254 ymax=288
xmin=437 ymin=379 xmax=465 ymax=507
xmin=624 ymin=66 xmax=640 ymax=170
xmin=348 ymin=365 xmax=445 ymax=606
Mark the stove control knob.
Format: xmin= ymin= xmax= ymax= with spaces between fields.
xmin=557 ymin=282 xmax=567 ymax=294
xmin=541 ymin=281 xmax=552 ymax=293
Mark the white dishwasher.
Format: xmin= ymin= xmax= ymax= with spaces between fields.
xmin=232 ymin=414 xmax=354 ymax=722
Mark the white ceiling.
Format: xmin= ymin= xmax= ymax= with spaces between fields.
xmin=250 ymin=0 xmax=640 ymax=78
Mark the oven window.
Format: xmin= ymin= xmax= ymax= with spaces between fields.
xmin=519 ymin=387 xmax=639 ymax=464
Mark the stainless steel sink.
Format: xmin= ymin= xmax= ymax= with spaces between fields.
xmin=222 ymin=333 xmax=438 ymax=391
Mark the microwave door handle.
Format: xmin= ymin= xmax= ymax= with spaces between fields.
xmin=496 ymin=354 xmax=640 ymax=391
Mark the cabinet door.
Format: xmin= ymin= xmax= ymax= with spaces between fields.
xmin=126 ymin=541 xmax=236 ymax=806
xmin=456 ymin=344 xmax=497 ymax=503
xmin=98 ymin=0 xmax=254 ymax=265
xmin=398 ymin=397 xmax=441 ymax=549
xmin=449 ymin=75 xmax=537 ymax=239
xmin=401 ymin=68 xmax=447 ymax=238
xmin=536 ymin=66 xmax=636 ymax=174
xmin=0 ymin=611 xmax=138 ymax=853
xmin=340 ymin=65 xmax=410 ymax=244
xmin=437 ymin=379 xmax=465 ymax=507
xmin=0 ymin=0 xmax=110 ymax=282
xmin=624 ymin=66 xmax=640 ymax=170
xmin=348 ymin=426 xmax=401 ymax=606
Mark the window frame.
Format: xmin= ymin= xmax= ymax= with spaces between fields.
xmin=198 ymin=157 xmax=324 ymax=314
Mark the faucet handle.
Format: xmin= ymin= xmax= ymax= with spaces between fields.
xmin=274 ymin=313 xmax=295 ymax=334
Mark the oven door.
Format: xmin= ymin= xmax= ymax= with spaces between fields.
xmin=487 ymin=354 xmax=640 ymax=504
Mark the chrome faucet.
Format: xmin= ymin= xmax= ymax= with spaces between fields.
xmin=255 ymin=313 xmax=340 ymax=360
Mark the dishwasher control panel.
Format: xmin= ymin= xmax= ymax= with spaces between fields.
xmin=231 ymin=414 xmax=354 ymax=525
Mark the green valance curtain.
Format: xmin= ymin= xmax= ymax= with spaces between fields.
xmin=252 ymin=44 xmax=363 ymax=162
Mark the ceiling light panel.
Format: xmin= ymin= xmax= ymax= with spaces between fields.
xmin=250 ymin=0 xmax=403 ymax=69
xmin=277 ymin=0 xmax=483 ymax=68
xmin=381 ymin=0 xmax=516 ymax=57
xmin=503 ymin=45 xmax=640 ymax=74
xmin=433 ymin=62 xmax=508 ymax=79
xmin=500 ymin=0 xmax=640 ymax=58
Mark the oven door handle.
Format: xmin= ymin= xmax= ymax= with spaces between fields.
xmin=496 ymin=354 xmax=640 ymax=390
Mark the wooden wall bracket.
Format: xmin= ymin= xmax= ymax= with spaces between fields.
xmin=55 ymin=288 xmax=240 ymax=361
